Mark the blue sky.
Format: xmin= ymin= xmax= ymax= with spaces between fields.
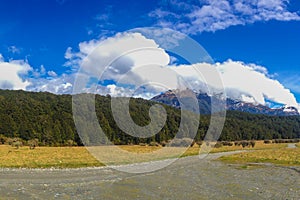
xmin=0 ymin=0 xmax=300 ymax=107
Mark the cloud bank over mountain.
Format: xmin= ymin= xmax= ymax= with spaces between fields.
xmin=0 ymin=32 xmax=298 ymax=109
xmin=172 ymin=61 xmax=299 ymax=108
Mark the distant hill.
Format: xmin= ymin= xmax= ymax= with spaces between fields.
xmin=0 ymin=89 xmax=299 ymax=146
xmin=151 ymin=89 xmax=299 ymax=116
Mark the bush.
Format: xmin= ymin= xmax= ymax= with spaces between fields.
xmin=214 ymin=142 xmax=223 ymax=148
xmin=293 ymin=139 xmax=300 ymax=143
xmin=65 ymin=139 xmax=76 ymax=147
xmin=264 ymin=140 xmax=272 ymax=144
xmin=169 ymin=138 xmax=194 ymax=147
xmin=28 ymin=139 xmax=39 ymax=149
xmin=273 ymin=139 xmax=299 ymax=144
xmin=161 ymin=141 xmax=168 ymax=147
xmin=241 ymin=141 xmax=249 ymax=148
xmin=12 ymin=140 xmax=23 ymax=149
xmin=250 ymin=140 xmax=256 ymax=148
xmin=0 ymin=135 xmax=7 ymax=144
xmin=234 ymin=141 xmax=241 ymax=146
xmin=149 ymin=141 xmax=159 ymax=147
xmin=221 ymin=141 xmax=233 ymax=146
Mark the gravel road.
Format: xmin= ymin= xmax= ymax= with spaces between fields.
xmin=0 ymin=151 xmax=299 ymax=200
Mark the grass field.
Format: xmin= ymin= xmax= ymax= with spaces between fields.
xmin=219 ymin=141 xmax=300 ymax=166
xmin=0 ymin=145 xmax=103 ymax=168
xmin=0 ymin=141 xmax=298 ymax=168
xmin=219 ymin=148 xmax=300 ymax=166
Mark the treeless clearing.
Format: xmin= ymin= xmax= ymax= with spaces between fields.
xmin=219 ymin=147 xmax=300 ymax=166
xmin=0 ymin=145 xmax=102 ymax=168
xmin=0 ymin=141 xmax=297 ymax=168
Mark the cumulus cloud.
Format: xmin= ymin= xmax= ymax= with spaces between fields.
xmin=65 ymin=32 xmax=171 ymax=95
xmin=28 ymin=73 xmax=74 ymax=94
xmin=47 ymin=70 xmax=58 ymax=77
xmin=149 ymin=0 xmax=300 ymax=33
xmin=0 ymin=57 xmax=32 ymax=90
xmin=61 ymin=32 xmax=299 ymax=108
xmin=0 ymin=54 xmax=69 ymax=94
xmin=172 ymin=60 xmax=299 ymax=107
xmin=6 ymin=31 xmax=289 ymax=110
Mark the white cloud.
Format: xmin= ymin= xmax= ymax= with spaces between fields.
xmin=66 ymin=32 xmax=170 ymax=94
xmin=47 ymin=70 xmax=58 ymax=77
xmin=7 ymin=46 xmax=22 ymax=54
xmin=14 ymin=32 xmax=294 ymax=110
xmin=40 ymin=65 xmax=46 ymax=75
xmin=172 ymin=60 xmax=299 ymax=107
xmin=0 ymin=55 xmax=65 ymax=94
xmin=32 ymin=65 xmax=55 ymax=78
xmin=150 ymin=0 xmax=300 ymax=33
xmin=28 ymin=32 xmax=171 ymax=95
xmin=61 ymin=32 xmax=299 ymax=108
xmin=28 ymin=73 xmax=74 ymax=94
xmin=64 ymin=47 xmax=74 ymax=59
xmin=0 ymin=58 xmax=32 ymax=90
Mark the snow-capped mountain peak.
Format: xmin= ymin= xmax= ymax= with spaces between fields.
xmin=151 ymin=89 xmax=300 ymax=116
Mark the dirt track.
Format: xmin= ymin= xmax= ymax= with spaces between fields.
xmin=0 ymin=151 xmax=299 ymax=199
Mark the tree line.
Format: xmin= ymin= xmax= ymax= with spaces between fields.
xmin=0 ymin=90 xmax=299 ymax=146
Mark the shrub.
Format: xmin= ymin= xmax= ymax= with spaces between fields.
xmin=6 ymin=138 xmax=14 ymax=145
xmin=28 ymin=139 xmax=39 ymax=149
xmin=161 ymin=141 xmax=168 ymax=147
xmin=264 ymin=140 xmax=272 ymax=144
xmin=273 ymin=139 xmax=299 ymax=144
xmin=12 ymin=140 xmax=23 ymax=149
xmin=65 ymin=139 xmax=76 ymax=147
xmin=221 ymin=141 xmax=233 ymax=146
xmin=214 ymin=142 xmax=223 ymax=148
xmin=149 ymin=141 xmax=159 ymax=146
xmin=169 ymin=138 xmax=194 ymax=147
xmin=250 ymin=140 xmax=256 ymax=148
xmin=293 ymin=139 xmax=300 ymax=143
xmin=234 ymin=141 xmax=241 ymax=146
xmin=0 ymin=135 xmax=7 ymax=144
xmin=241 ymin=141 xmax=249 ymax=148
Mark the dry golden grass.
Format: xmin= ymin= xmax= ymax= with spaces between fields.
xmin=0 ymin=145 xmax=102 ymax=168
xmin=219 ymin=147 xmax=300 ymax=166
xmin=210 ymin=140 xmax=287 ymax=153
xmin=88 ymin=146 xmax=188 ymax=165
xmin=0 ymin=141 xmax=296 ymax=168
xmin=216 ymin=141 xmax=300 ymax=166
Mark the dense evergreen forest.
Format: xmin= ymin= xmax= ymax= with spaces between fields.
xmin=0 ymin=90 xmax=299 ymax=146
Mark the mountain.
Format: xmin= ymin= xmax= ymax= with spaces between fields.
xmin=151 ymin=89 xmax=299 ymax=116
xmin=226 ymin=99 xmax=299 ymax=116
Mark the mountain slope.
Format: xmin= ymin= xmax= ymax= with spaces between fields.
xmin=151 ymin=90 xmax=299 ymax=116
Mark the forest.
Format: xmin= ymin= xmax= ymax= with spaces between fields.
xmin=0 ymin=89 xmax=299 ymax=146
